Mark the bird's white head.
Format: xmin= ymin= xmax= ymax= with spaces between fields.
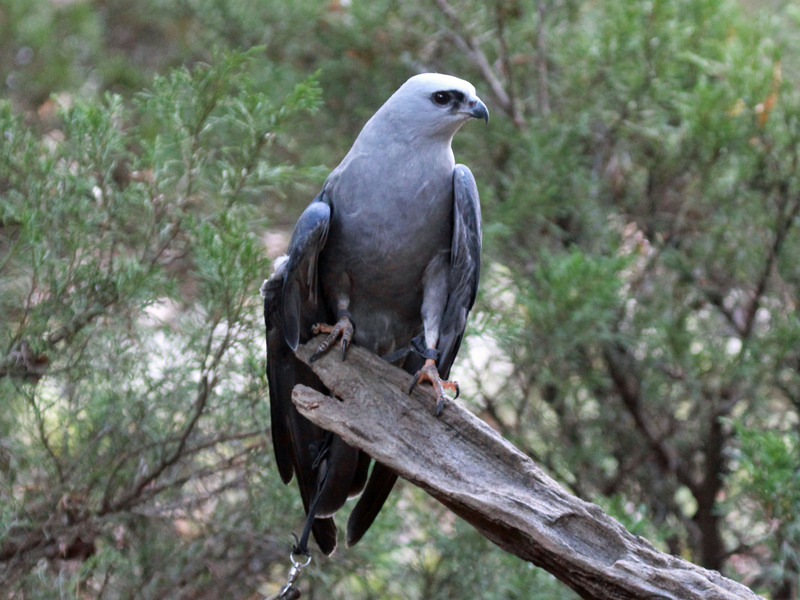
xmin=373 ymin=73 xmax=489 ymax=142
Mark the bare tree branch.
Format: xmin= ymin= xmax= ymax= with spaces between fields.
xmin=602 ymin=342 xmax=698 ymax=494
xmin=291 ymin=339 xmax=762 ymax=600
xmin=535 ymin=0 xmax=551 ymax=116
xmin=432 ymin=0 xmax=526 ymax=129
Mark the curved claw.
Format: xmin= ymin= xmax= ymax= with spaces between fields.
xmin=340 ymin=325 xmax=353 ymax=360
xmin=408 ymin=371 xmax=422 ymax=394
xmin=309 ymin=340 xmax=330 ymax=362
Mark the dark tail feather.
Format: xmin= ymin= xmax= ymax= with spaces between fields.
xmin=345 ymin=462 xmax=398 ymax=547
xmin=312 ymin=517 xmax=337 ymax=556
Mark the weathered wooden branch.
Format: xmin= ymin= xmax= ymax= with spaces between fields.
xmin=291 ymin=339 xmax=762 ymax=600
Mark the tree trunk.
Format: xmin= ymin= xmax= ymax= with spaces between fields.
xmin=291 ymin=339 xmax=762 ymax=600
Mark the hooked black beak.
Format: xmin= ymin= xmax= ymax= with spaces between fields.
xmin=469 ymin=98 xmax=489 ymax=123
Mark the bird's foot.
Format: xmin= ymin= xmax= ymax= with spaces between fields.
xmin=310 ymin=313 xmax=354 ymax=362
xmin=409 ymin=358 xmax=459 ymax=416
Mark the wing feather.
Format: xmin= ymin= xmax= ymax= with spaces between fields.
xmin=281 ymin=195 xmax=331 ymax=350
xmin=437 ymin=164 xmax=482 ymax=378
xmin=264 ymin=191 xmax=345 ymax=555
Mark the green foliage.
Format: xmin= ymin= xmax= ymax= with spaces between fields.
xmin=735 ymin=426 xmax=800 ymax=522
xmin=447 ymin=0 xmax=800 ymax=596
xmin=0 ymin=48 xmax=322 ymax=597
xmin=0 ymin=0 xmax=103 ymax=107
xmin=727 ymin=425 xmax=800 ymax=593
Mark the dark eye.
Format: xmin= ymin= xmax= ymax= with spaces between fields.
xmin=432 ymin=91 xmax=451 ymax=106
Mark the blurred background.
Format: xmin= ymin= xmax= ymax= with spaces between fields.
xmin=1 ymin=0 xmax=800 ymax=598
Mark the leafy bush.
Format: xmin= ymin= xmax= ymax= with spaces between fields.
xmin=0 ymin=49 xmax=323 ymax=598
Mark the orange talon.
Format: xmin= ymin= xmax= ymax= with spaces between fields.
xmin=310 ymin=314 xmax=354 ymax=362
xmin=409 ymin=358 xmax=459 ymax=416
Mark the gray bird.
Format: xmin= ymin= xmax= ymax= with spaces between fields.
xmin=262 ymin=73 xmax=487 ymax=555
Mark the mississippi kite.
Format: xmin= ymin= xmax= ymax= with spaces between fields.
xmin=262 ymin=73 xmax=487 ymax=555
